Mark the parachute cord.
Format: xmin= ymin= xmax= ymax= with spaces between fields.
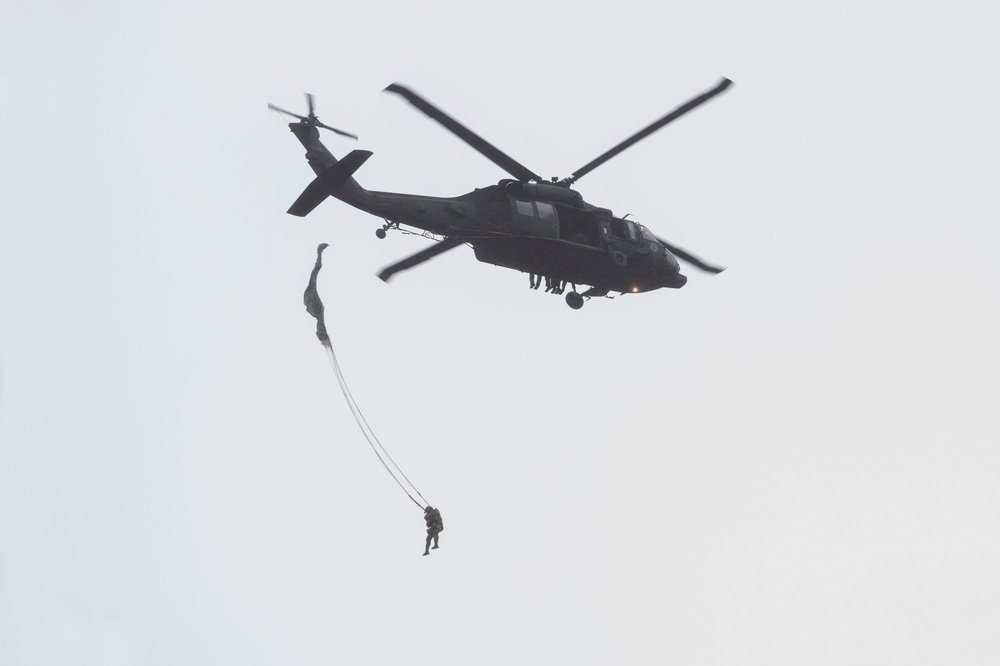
xmin=322 ymin=344 xmax=428 ymax=510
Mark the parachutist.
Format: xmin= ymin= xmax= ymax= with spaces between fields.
xmin=423 ymin=506 xmax=443 ymax=556
xmin=304 ymin=243 xmax=331 ymax=346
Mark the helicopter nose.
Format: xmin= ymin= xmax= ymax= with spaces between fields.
xmin=658 ymin=246 xmax=686 ymax=287
xmin=663 ymin=249 xmax=679 ymax=270
xmin=659 ymin=261 xmax=687 ymax=288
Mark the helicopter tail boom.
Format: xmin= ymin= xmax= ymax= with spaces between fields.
xmin=287 ymin=149 xmax=373 ymax=217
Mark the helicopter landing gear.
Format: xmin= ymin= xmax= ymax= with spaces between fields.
xmin=565 ymin=291 xmax=584 ymax=310
xmin=376 ymin=220 xmax=399 ymax=239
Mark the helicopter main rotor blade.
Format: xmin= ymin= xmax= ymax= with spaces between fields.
xmin=562 ymin=77 xmax=733 ymax=186
xmin=655 ymin=235 xmax=726 ymax=274
xmin=377 ymin=236 xmax=466 ymax=282
xmin=384 ymin=83 xmax=543 ymax=183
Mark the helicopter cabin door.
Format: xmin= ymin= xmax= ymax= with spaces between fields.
xmin=509 ymin=198 xmax=559 ymax=239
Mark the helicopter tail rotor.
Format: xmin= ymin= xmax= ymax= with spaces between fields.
xmin=268 ymin=94 xmax=359 ymax=140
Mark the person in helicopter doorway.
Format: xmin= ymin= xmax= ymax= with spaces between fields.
xmin=423 ymin=506 xmax=443 ymax=556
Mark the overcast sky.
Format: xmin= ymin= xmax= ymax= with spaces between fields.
xmin=2 ymin=1 xmax=999 ymax=664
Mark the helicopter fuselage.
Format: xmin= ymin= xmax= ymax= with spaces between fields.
xmin=289 ymin=122 xmax=687 ymax=296
xmin=376 ymin=184 xmax=685 ymax=294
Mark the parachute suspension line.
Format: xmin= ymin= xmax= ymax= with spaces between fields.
xmin=304 ymin=243 xmax=428 ymax=511
xmin=321 ymin=343 xmax=428 ymax=510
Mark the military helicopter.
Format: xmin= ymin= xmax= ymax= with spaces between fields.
xmin=270 ymin=78 xmax=732 ymax=309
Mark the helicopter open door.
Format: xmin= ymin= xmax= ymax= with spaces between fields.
xmin=559 ymin=206 xmax=604 ymax=248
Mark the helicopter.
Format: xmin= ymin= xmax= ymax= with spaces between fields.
xmin=270 ymin=78 xmax=732 ymax=309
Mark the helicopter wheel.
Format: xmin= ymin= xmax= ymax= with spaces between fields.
xmin=375 ymin=228 xmax=387 ymax=239
xmin=565 ymin=292 xmax=584 ymax=310
xmin=611 ymin=250 xmax=627 ymax=268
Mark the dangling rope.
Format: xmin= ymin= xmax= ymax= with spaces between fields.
xmin=303 ymin=243 xmax=429 ymax=510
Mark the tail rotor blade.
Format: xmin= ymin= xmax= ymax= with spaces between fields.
xmin=268 ymin=102 xmax=308 ymax=122
xmin=269 ymin=96 xmax=358 ymax=140
xmin=316 ymin=122 xmax=359 ymax=140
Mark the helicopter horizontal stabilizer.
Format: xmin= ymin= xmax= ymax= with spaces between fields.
xmin=287 ymin=150 xmax=373 ymax=217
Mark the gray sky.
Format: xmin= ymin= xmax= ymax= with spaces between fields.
xmin=2 ymin=0 xmax=998 ymax=664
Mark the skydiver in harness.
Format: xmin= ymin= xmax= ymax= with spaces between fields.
xmin=423 ymin=506 xmax=443 ymax=556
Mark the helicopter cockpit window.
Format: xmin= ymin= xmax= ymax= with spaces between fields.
xmin=640 ymin=226 xmax=658 ymax=242
xmin=610 ymin=218 xmax=639 ymax=241
xmin=535 ymin=201 xmax=555 ymax=221
xmin=515 ymin=200 xmax=534 ymax=216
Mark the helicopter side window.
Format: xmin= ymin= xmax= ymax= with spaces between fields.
xmin=511 ymin=198 xmax=559 ymax=238
xmin=515 ymin=200 xmax=534 ymax=216
xmin=535 ymin=201 xmax=555 ymax=221
xmin=610 ymin=218 xmax=640 ymax=241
